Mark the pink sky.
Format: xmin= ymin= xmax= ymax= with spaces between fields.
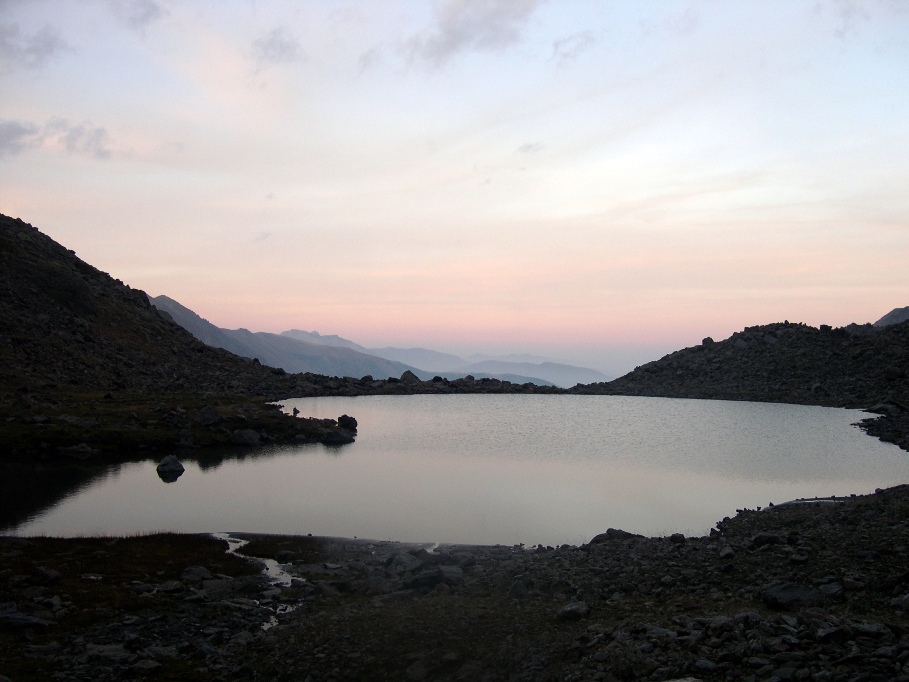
xmin=2 ymin=1 xmax=907 ymax=374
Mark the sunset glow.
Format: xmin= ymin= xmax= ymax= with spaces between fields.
xmin=2 ymin=1 xmax=907 ymax=375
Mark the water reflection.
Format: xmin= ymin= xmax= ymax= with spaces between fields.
xmin=6 ymin=396 xmax=908 ymax=545
xmin=0 ymin=442 xmax=329 ymax=533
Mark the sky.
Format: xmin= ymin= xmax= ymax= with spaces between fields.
xmin=1 ymin=0 xmax=907 ymax=376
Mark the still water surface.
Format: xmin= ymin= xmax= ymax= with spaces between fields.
xmin=11 ymin=396 xmax=908 ymax=545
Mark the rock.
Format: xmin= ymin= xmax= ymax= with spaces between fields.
xmin=588 ymin=528 xmax=643 ymax=544
xmin=400 ymin=370 xmax=422 ymax=385
xmin=889 ymin=594 xmax=909 ymax=611
xmin=694 ymin=658 xmax=718 ymax=672
xmin=131 ymin=660 xmax=162 ymax=673
xmin=157 ymin=580 xmax=184 ymax=593
xmin=0 ymin=611 xmax=53 ymax=629
xmin=181 ymin=566 xmax=212 ymax=583
xmin=749 ymin=532 xmax=782 ymax=549
xmin=156 ymin=454 xmax=185 ymax=482
xmin=194 ymin=405 xmax=222 ymax=425
xmin=86 ymin=643 xmax=132 ymax=662
xmin=508 ymin=579 xmax=527 ymax=599
xmin=57 ymin=443 xmax=98 ymax=459
xmin=557 ymin=601 xmax=589 ymax=620
xmin=337 ymin=414 xmax=358 ymax=431
xmin=231 ymin=428 xmax=260 ymax=445
xmin=437 ymin=565 xmax=464 ymax=585
xmin=762 ymin=583 xmax=823 ymax=609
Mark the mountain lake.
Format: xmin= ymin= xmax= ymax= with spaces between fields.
xmin=7 ymin=395 xmax=908 ymax=546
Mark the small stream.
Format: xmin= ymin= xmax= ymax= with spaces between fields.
xmin=211 ymin=532 xmax=302 ymax=630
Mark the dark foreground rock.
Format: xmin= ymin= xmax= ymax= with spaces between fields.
xmin=3 ymin=485 xmax=909 ymax=681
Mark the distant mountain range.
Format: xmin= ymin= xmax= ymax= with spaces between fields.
xmin=150 ymin=296 xmax=420 ymax=381
xmin=150 ymin=297 xmax=611 ymax=387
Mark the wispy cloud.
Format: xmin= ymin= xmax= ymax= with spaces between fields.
xmin=515 ymin=142 xmax=544 ymax=154
xmin=0 ymin=118 xmax=112 ymax=159
xmin=0 ymin=22 xmax=69 ymax=74
xmin=358 ymin=45 xmax=382 ymax=72
xmin=251 ymin=27 xmax=304 ymax=71
xmin=405 ymin=0 xmax=546 ymax=67
xmin=0 ymin=119 xmax=41 ymax=157
xmin=107 ymin=0 xmax=167 ymax=34
xmin=550 ymin=30 xmax=595 ymax=65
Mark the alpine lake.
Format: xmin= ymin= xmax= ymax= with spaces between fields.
xmin=6 ymin=395 xmax=907 ymax=547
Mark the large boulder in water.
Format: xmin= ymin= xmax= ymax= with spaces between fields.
xmin=337 ymin=414 xmax=358 ymax=432
xmin=156 ymin=455 xmax=185 ymax=483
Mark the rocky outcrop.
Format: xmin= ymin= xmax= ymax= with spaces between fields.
xmin=571 ymin=321 xmax=909 ymax=408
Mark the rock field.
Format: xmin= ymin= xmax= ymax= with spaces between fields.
xmin=3 ymin=485 xmax=909 ymax=681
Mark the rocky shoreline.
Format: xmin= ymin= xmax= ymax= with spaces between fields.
xmin=3 ymin=485 xmax=909 ymax=681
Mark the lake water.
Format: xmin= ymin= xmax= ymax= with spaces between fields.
xmin=8 ymin=396 xmax=908 ymax=546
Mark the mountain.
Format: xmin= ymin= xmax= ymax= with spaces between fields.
xmin=281 ymin=336 xmax=606 ymax=387
xmin=151 ymin=296 xmax=421 ymax=380
xmin=452 ymin=361 xmax=611 ymax=388
xmin=281 ymin=329 xmax=368 ymax=352
xmin=571 ymin=321 xmax=909 ymax=411
xmin=0 ymin=215 xmax=292 ymax=398
xmin=366 ymin=347 xmax=466 ymax=372
xmin=875 ymin=306 xmax=909 ymax=328
xmin=465 ymin=352 xmax=555 ymax=365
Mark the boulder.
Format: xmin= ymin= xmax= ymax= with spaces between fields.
xmin=181 ymin=566 xmax=212 ymax=583
xmin=587 ymin=528 xmax=643 ymax=544
xmin=337 ymin=414 xmax=358 ymax=431
xmin=194 ymin=405 xmax=222 ymax=426
xmin=155 ymin=455 xmax=185 ymax=483
xmin=400 ymin=370 xmax=422 ymax=385
xmin=231 ymin=428 xmax=260 ymax=445
xmin=557 ymin=601 xmax=589 ymax=620
xmin=762 ymin=582 xmax=823 ymax=609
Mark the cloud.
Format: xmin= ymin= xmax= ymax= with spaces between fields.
xmin=0 ymin=117 xmax=112 ymax=159
xmin=405 ymin=0 xmax=546 ymax=67
xmin=251 ymin=27 xmax=304 ymax=70
xmin=107 ymin=0 xmax=167 ymax=33
xmin=0 ymin=22 xmax=69 ymax=74
xmin=550 ymin=30 xmax=595 ymax=64
xmin=515 ymin=142 xmax=544 ymax=154
xmin=0 ymin=119 xmax=41 ymax=157
xmin=46 ymin=119 xmax=112 ymax=159
xmin=358 ymin=46 xmax=382 ymax=72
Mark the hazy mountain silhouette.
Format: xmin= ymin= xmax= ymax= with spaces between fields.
xmin=281 ymin=335 xmax=607 ymax=387
xmin=281 ymin=329 xmax=368 ymax=352
xmin=151 ymin=296 xmax=422 ymax=379
xmin=366 ymin=347 xmax=466 ymax=371
xmin=450 ymin=361 xmax=611 ymax=388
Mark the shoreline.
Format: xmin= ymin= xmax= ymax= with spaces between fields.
xmin=3 ymin=484 xmax=909 ymax=680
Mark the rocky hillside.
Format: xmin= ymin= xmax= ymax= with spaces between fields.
xmin=0 ymin=214 xmax=559 ymax=458
xmin=572 ymin=321 xmax=908 ymax=407
xmin=0 ymin=214 xmax=299 ymax=400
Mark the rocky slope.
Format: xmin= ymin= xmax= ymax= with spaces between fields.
xmin=3 ymin=485 xmax=909 ymax=681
